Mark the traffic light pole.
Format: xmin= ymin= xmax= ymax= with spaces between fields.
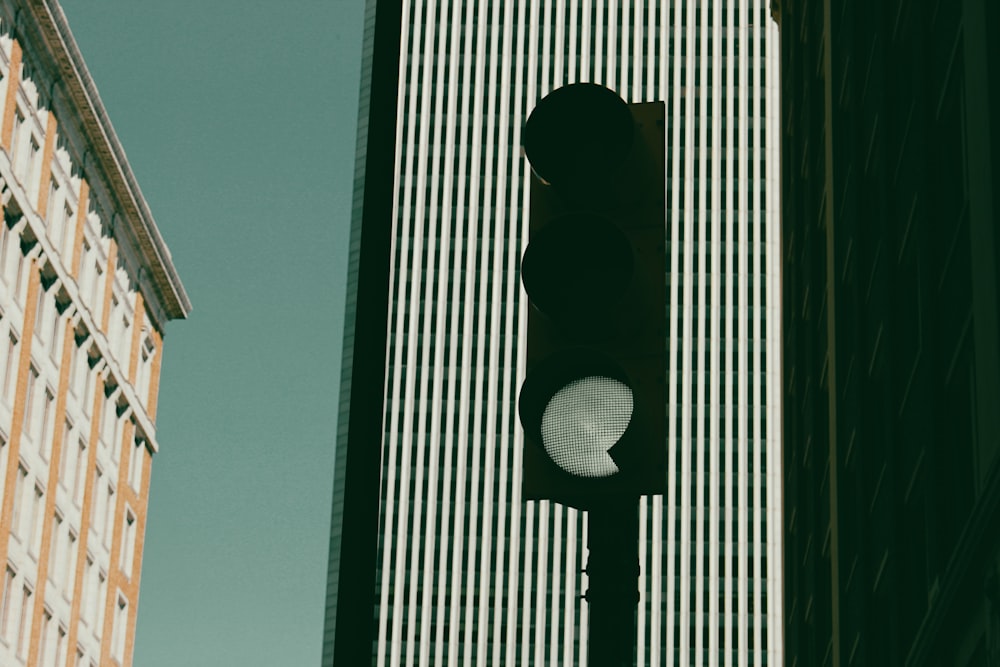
xmin=586 ymin=497 xmax=641 ymax=666
xmin=517 ymin=84 xmax=663 ymax=665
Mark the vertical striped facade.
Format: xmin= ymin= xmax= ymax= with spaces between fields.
xmin=368 ymin=0 xmax=780 ymax=664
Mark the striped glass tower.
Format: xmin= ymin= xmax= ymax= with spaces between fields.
xmin=328 ymin=1 xmax=782 ymax=665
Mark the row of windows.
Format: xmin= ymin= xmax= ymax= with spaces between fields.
xmin=0 ymin=230 xmax=158 ymax=427
xmin=0 ymin=29 xmax=158 ymax=385
xmin=0 ymin=557 xmax=128 ymax=666
xmin=0 ymin=440 xmax=136 ymax=665
xmin=1 ymin=212 xmax=147 ymax=381
xmin=0 ymin=327 xmax=149 ymax=495
xmin=0 ymin=427 xmax=142 ymax=567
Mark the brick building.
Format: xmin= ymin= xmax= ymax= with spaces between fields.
xmin=0 ymin=2 xmax=189 ymax=665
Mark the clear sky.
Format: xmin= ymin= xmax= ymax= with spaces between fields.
xmin=59 ymin=2 xmax=365 ymax=665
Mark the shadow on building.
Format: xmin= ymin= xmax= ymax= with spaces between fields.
xmin=778 ymin=0 xmax=1000 ymax=664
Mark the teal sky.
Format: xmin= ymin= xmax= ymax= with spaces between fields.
xmin=59 ymin=3 xmax=365 ymax=665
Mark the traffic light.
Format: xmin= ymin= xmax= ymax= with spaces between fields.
xmin=519 ymin=83 xmax=666 ymax=510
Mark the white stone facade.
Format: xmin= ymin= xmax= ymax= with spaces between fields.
xmin=0 ymin=2 xmax=188 ymax=666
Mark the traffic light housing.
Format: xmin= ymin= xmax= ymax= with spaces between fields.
xmin=519 ymin=83 xmax=666 ymax=510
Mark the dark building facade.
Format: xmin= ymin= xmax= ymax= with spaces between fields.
xmin=779 ymin=0 xmax=1000 ymax=665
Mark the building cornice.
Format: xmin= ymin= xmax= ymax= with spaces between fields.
xmin=15 ymin=0 xmax=191 ymax=324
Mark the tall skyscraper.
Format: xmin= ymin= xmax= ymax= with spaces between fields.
xmin=0 ymin=2 xmax=189 ymax=666
xmin=326 ymin=1 xmax=781 ymax=664
xmin=779 ymin=1 xmax=1000 ymax=664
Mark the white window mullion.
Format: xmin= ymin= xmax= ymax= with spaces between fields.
xmin=593 ymin=0 xmax=604 ymax=86
xmin=492 ymin=3 xmax=520 ymax=661
xmin=456 ymin=2 xmax=491 ymax=662
xmin=580 ymin=0 xmax=593 ymax=82
xmin=416 ymin=3 xmax=449 ymax=662
xmin=430 ymin=2 xmax=465 ymax=662
xmin=475 ymin=0 xmax=505 ymax=661
xmin=505 ymin=3 xmax=531 ymax=661
xmin=386 ymin=2 xmax=423 ymax=663
xmin=736 ymin=7 xmax=751 ymax=662
xmin=548 ymin=503 xmax=563 ymax=666
xmin=567 ymin=0 xmax=579 ymax=82
xmin=541 ymin=0 xmax=553 ymax=94
xmin=679 ymin=1 xmax=698 ymax=660
xmin=636 ymin=497 xmax=648 ymax=667
xmin=766 ymin=17 xmax=784 ymax=667
xmin=532 ymin=502 xmax=549 ymax=667
xmin=518 ymin=503 xmax=535 ymax=667
xmin=604 ymin=0 xmax=617 ymax=90
xmin=563 ymin=509 xmax=579 ymax=664
xmin=708 ymin=1 xmax=725 ymax=664
xmin=694 ymin=1 xmax=713 ymax=660
xmin=650 ymin=495 xmax=664 ymax=667
xmin=399 ymin=2 xmax=437 ymax=662
xmin=619 ymin=0 xmax=630 ymax=98
xmin=553 ymin=0 xmax=566 ymax=88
